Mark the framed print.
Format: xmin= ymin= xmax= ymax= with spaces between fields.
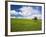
xmin=5 ymin=1 xmax=45 ymax=36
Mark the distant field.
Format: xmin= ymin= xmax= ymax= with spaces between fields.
xmin=11 ymin=18 xmax=42 ymax=32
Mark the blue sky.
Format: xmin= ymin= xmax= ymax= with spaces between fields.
xmin=10 ymin=5 xmax=42 ymax=18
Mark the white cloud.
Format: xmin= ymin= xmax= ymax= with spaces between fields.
xmin=19 ymin=6 xmax=33 ymax=16
xmin=19 ymin=6 xmax=41 ymax=19
xmin=10 ymin=10 xmax=19 ymax=15
xmin=10 ymin=6 xmax=42 ymax=19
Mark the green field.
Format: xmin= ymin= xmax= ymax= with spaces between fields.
xmin=11 ymin=18 xmax=42 ymax=32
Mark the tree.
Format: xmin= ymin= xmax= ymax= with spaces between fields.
xmin=34 ymin=17 xmax=37 ymax=20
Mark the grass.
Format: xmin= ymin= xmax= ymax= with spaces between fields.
xmin=11 ymin=18 xmax=42 ymax=32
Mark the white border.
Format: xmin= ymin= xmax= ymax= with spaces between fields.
xmin=8 ymin=2 xmax=44 ymax=35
